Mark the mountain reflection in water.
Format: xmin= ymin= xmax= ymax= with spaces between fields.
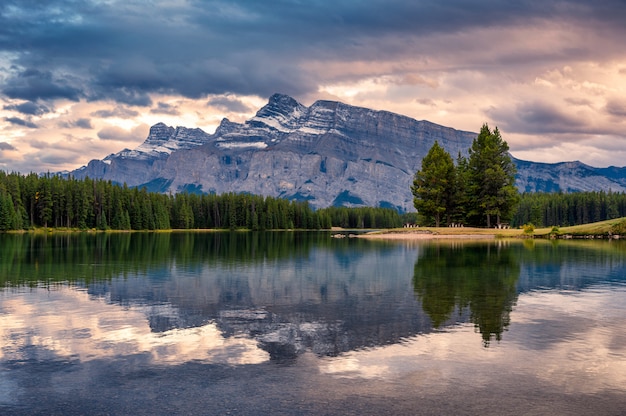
xmin=1 ymin=233 xmax=626 ymax=361
xmin=2 ymin=233 xmax=626 ymax=415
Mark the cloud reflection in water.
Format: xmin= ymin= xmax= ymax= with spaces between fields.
xmin=0 ymin=285 xmax=269 ymax=367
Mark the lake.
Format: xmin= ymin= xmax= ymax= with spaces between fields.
xmin=1 ymin=232 xmax=625 ymax=415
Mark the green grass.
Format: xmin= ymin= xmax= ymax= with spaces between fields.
xmin=370 ymin=217 xmax=626 ymax=238
xmin=549 ymin=217 xmax=626 ymax=236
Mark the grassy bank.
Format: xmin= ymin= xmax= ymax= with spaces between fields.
xmin=359 ymin=217 xmax=626 ymax=239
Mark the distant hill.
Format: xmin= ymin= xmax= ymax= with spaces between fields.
xmin=70 ymin=94 xmax=626 ymax=211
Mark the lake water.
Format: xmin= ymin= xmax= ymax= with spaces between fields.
xmin=1 ymin=232 xmax=625 ymax=415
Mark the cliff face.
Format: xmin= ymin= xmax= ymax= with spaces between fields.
xmin=71 ymin=94 xmax=626 ymax=211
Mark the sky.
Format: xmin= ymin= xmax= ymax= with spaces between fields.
xmin=1 ymin=0 xmax=626 ymax=173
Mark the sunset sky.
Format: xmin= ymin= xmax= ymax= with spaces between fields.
xmin=1 ymin=0 xmax=625 ymax=173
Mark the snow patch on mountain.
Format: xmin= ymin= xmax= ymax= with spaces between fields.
xmin=216 ymin=142 xmax=268 ymax=149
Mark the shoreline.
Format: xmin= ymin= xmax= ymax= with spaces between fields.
xmin=357 ymin=231 xmax=497 ymax=240
xmin=353 ymin=228 xmax=624 ymax=241
xmin=355 ymin=230 xmax=499 ymax=240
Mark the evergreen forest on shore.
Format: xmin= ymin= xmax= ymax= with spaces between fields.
xmin=1 ymin=169 xmax=626 ymax=232
xmin=0 ymin=171 xmax=406 ymax=231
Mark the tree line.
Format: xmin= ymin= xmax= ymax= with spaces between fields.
xmin=511 ymin=190 xmax=626 ymax=227
xmin=0 ymin=171 xmax=325 ymax=231
xmin=316 ymin=206 xmax=404 ymax=229
xmin=411 ymin=124 xmax=519 ymax=227
xmin=0 ymin=171 xmax=404 ymax=231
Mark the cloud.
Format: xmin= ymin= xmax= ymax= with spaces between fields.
xmin=415 ymin=98 xmax=437 ymax=107
xmin=3 ymin=68 xmax=82 ymax=102
xmin=4 ymin=101 xmax=51 ymax=116
xmin=605 ymin=98 xmax=626 ymax=117
xmin=28 ymin=139 xmax=53 ymax=150
xmin=59 ymin=118 xmax=93 ymax=129
xmin=516 ymin=102 xmax=585 ymax=133
xmin=99 ymin=88 xmax=153 ymax=107
xmin=393 ymin=74 xmax=438 ymax=88
xmin=150 ymin=102 xmax=180 ymax=115
xmin=97 ymin=124 xmax=149 ymax=142
xmin=38 ymin=149 xmax=84 ymax=165
xmin=1 ymin=1 xmax=625 ymax=105
xmin=5 ymin=0 xmax=622 ymax=104
xmin=5 ymin=117 xmax=38 ymax=128
xmin=74 ymin=118 xmax=93 ymax=129
xmin=564 ymin=97 xmax=593 ymax=107
xmin=0 ymin=142 xmax=16 ymax=151
xmin=207 ymin=96 xmax=252 ymax=113
xmin=5 ymin=134 xmax=133 ymax=173
xmin=91 ymin=107 xmax=139 ymax=119
xmin=0 ymin=0 xmax=626 ymax=171
xmin=487 ymin=100 xmax=593 ymax=136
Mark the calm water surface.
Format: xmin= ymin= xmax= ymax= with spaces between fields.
xmin=1 ymin=232 xmax=625 ymax=415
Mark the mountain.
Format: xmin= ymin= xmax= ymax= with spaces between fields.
xmin=71 ymin=94 xmax=626 ymax=211
xmin=513 ymin=159 xmax=626 ymax=193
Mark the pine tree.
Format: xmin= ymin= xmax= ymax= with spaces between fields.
xmin=467 ymin=124 xmax=519 ymax=227
xmin=411 ymin=141 xmax=456 ymax=227
xmin=0 ymin=188 xmax=17 ymax=230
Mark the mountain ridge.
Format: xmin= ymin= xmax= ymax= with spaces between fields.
xmin=71 ymin=93 xmax=626 ymax=211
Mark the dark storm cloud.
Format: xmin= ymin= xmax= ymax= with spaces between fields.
xmin=3 ymin=101 xmax=51 ymax=116
xmin=5 ymin=117 xmax=37 ymax=128
xmin=0 ymin=142 xmax=16 ymax=151
xmin=3 ymin=69 xmax=83 ymax=102
xmin=2 ymin=0 xmax=625 ymax=105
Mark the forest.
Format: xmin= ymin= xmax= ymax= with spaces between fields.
xmin=0 ymin=171 xmax=403 ymax=231
xmin=511 ymin=190 xmax=626 ymax=228
xmin=2 ymin=170 xmax=625 ymax=232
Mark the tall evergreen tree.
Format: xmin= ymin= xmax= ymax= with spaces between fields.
xmin=452 ymin=152 xmax=470 ymax=224
xmin=411 ymin=141 xmax=456 ymax=227
xmin=467 ymin=124 xmax=519 ymax=227
xmin=0 ymin=188 xmax=18 ymax=230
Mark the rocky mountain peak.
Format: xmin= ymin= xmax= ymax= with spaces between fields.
xmin=310 ymin=99 xmax=340 ymax=111
xmin=264 ymin=93 xmax=303 ymax=114
xmin=145 ymin=122 xmax=176 ymax=146
xmin=130 ymin=122 xmax=211 ymax=158
xmin=250 ymin=93 xmax=307 ymax=132
xmin=69 ymin=94 xmax=626 ymax=210
xmin=214 ymin=118 xmax=239 ymax=136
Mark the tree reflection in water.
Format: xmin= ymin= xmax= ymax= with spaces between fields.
xmin=412 ymin=241 xmax=520 ymax=346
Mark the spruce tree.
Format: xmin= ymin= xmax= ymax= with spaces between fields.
xmin=411 ymin=141 xmax=456 ymax=227
xmin=467 ymin=124 xmax=519 ymax=227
